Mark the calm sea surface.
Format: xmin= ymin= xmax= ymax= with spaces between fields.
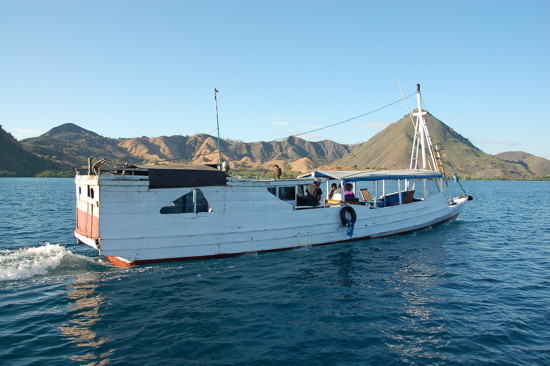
xmin=0 ymin=178 xmax=549 ymax=365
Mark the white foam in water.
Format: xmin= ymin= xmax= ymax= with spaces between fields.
xmin=0 ymin=243 xmax=70 ymax=281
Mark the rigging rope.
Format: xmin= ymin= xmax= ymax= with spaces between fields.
xmin=144 ymin=92 xmax=416 ymax=164
xmin=289 ymin=92 xmax=416 ymax=139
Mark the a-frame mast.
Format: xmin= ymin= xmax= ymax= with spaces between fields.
xmin=410 ymin=84 xmax=439 ymax=172
xmin=410 ymin=84 xmax=444 ymax=195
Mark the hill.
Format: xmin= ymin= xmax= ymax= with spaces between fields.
xmin=494 ymin=151 xmax=550 ymax=178
xmin=19 ymin=125 xmax=351 ymax=170
xmin=336 ymin=113 xmax=542 ymax=180
xmin=0 ymin=125 xmax=66 ymax=176
xmin=5 ymin=115 xmax=549 ymax=180
xmin=20 ymin=123 xmax=137 ymax=167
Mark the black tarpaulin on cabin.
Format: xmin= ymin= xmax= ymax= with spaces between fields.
xmin=147 ymin=166 xmax=227 ymax=189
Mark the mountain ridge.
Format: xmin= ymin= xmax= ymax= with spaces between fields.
xmin=494 ymin=151 xmax=550 ymax=177
xmin=335 ymin=113 xmax=550 ymax=179
xmin=2 ymin=117 xmax=549 ymax=179
xmin=0 ymin=125 xmax=66 ymax=176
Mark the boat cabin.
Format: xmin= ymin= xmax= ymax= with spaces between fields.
xmin=297 ymin=169 xmax=444 ymax=208
xmin=255 ymin=169 xmax=444 ymax=209
xmin=76 ymin=163 xmax=444 ymax=214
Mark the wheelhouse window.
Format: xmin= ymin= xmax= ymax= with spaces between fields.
xmin=267 ymin=186 xmax=296 ymax=201
xmin=160 ymin=189 xmax=210 ymax=214
xmin=278 ymin=186 xmax=295 ymax=201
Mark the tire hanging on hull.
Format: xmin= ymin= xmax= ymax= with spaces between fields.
xmin=340 ymin=206 xmax=356 ymax=238
xmin=340 ymin=206 xmax=356 ymax=226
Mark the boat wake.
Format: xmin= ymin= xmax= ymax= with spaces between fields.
xmin=0 ymin=243 xmax=104 ymax=282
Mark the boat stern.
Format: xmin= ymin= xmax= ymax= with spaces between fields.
xmin=74 ymin=173 xmax=101 ymax=251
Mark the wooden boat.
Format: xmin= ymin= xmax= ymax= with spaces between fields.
xmin=74 ymin=85 xmax=472 ymax=267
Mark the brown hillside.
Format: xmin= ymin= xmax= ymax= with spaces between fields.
xmin=290 ymin=157 xmax=316 ymax=172
xmin=336 ymin=112 xmax=533 ymax=179
xmin=523 ymin=156 xmax=550 ymax=176
xmin=495 ymin=151 xmax=550 ymax=176
xmin=12 ymin=119 xmax=548 ymax=180
xmin=494 ymin=151 xmax=533 ymax=161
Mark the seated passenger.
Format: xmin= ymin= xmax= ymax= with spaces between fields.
xmin=306 ymin=178 xmax=323 ymax=206
xmin=328 ymin=183 xmax=338 ymax=200
xmin=344 ymin=183 xmax=358 ymax=202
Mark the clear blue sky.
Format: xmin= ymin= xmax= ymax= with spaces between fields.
xmin=1 ymin=0 xmax=549 ymax=159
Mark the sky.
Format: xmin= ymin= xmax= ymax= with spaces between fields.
xmin=1 ymin=0 xmax=549 ymax=159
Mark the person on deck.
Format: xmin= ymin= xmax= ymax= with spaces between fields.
xmin=273 ymin=165 xmax=282 ymax=180
xmin=328 ymin=183 xmax=338 ymax=200
xmin=306 ymin=178 xmax=323 ymax=206
xmin=344 ymin=183 xmax=357 ymax=202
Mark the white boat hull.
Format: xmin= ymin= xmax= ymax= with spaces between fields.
xmin=74 ymin=84 xmax=471 ymax=267
xmin=75 ymin=173 xmax=467 ymax=267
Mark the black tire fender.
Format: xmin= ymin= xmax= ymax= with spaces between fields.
xmin=340 ymin=206 xmax=357 ymax=226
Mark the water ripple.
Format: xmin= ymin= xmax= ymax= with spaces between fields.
xmin=1 ymin=179 xmax=549 ymax=365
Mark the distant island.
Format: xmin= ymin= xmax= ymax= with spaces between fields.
xmin=1 ymin=112 xmax=549 ymax=180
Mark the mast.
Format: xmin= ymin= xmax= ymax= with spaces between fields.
xmin=416 ymin=84 xmax=427 ymax=169
xmin=411 ymin=84 xmax=439 ymax=171
xmin=214 ymin=88 xmax=222 ymax=169
xmin=411 ymin=83 xmax=444 ymax=196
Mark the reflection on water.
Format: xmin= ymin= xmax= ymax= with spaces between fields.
xmin=322 ymin=239 xmax=452 ymax=364
xmin=2 ymin=179 xmax=548 ymax=365
xmin=59 ymin=273 xmax=114 ymax=366
xmin=381 ymin=245 xmax=450 ymax=363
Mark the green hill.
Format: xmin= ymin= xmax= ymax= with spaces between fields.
xmin=4 ymin=115 xmax=548 ymax=180
xmin=336 ymin=112 xmax=537 ymax=180
xmin=0 ymin=125 xmax=66 ymax=176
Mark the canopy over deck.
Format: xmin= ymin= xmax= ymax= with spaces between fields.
xmin=303 ymin=169 xmax=442 ymax=182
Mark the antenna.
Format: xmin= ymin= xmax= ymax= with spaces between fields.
xmin=214 ymin=88 xmax=222 ymax=169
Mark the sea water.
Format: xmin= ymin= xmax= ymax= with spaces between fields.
xmin=0 ymin=178 xmax=549 ymax=365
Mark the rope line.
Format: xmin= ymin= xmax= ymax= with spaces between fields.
xmin=143 ymin=92 xmax=416 ymax=164
xmin=290 ymin=92 xmax=415 ymax=139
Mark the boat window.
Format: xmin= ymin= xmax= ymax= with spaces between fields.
xmin=278 ymin=186 xmax=295 ymax=201
xmin=266 ymin=186 xmax=296 ymax=201
xmin=160 ymin=189 xmax=210 ymax=214
xmin=296 ymin=184 xmax=309 ymax=206
xmin=85 ymin=185 xmax=95 ymax=199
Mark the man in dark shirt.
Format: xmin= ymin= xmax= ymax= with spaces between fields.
xmin=306 ymin=178 xmax=323 ymax=206
xmin=273 ymin=165 xmax=282 ymax=179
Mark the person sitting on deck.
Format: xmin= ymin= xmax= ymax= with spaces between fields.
xmin=344 ymin=183 xmax=358 ymax=202
xmin=328 ymin=183 xmax=338 ymax=200
xmin=306 ymin=178 xmax=323 ymax=206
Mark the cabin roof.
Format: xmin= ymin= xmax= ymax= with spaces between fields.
xmin=141 ymin=165 xmax=227 ymax=188
xmin=136 ymin=164 xmax=220 ymax=171
xmin=305 ymin=169 xmax=442 ymax=182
